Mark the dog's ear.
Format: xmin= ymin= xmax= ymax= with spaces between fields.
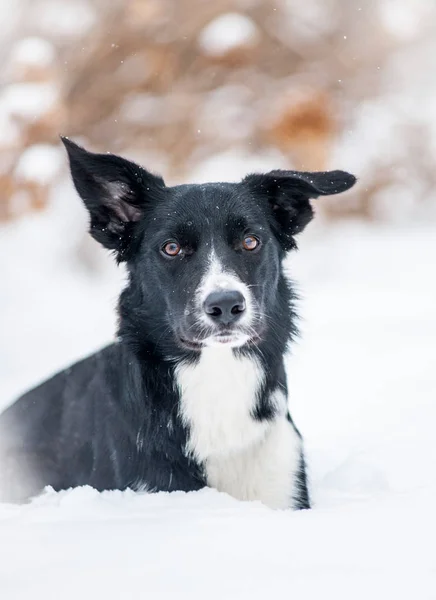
xmin=61 ymin=137 xmax=165 ymax=260
xmin=243 ymin=170 xmax=356 ymax=249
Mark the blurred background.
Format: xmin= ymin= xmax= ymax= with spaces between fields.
xmin=3 ymin=0 xmax=436 ymax=221
xmin=0 ymin=0 xmax=435 ymax=490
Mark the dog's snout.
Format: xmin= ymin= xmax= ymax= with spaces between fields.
xmin=203 ymin=290 xmax=246 ymax=325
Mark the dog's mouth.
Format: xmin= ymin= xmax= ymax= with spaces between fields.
xmin=178 ymin=329 xmax=262 ymax=351
xmin=178 ymin=337 xmax=204 ymax=351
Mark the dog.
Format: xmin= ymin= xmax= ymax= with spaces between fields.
xmin=0 ymin=138 xmax=355 ymax=508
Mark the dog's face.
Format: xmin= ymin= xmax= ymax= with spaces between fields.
xmin=62 ymin=138 xmax=355 ymax=352
xmin=132 ymin=181 xmax=284 ymax=350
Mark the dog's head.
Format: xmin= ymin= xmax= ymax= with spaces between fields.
xmin=62 ymin=138 xmax=355 ymax=353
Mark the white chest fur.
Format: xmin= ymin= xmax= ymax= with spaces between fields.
xmin=176 ymin=347 xmax=267 ymax=459
xmin=175 ymin=347 xmax=302 ymax=509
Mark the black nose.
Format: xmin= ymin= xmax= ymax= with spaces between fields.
xmin=203 ymin=290 xmax=246 ymax=325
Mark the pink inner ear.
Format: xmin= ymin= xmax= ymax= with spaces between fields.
xmin=105 ymin=180 xmax=142 ymax=222
xmin=113 ymin=200 xmax=142 ymax=222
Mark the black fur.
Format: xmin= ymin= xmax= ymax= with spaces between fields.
xmin=0 ymin=139 xmax=355 ymax=506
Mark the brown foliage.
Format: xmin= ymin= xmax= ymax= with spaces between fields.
xmin=0 ymin=0 xmax=412 ymax=221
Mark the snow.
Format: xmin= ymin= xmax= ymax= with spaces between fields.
xmin=378 ymin=0 xmax=433 ymax=40
xmin=0 ymin=0 xmax=22 ymax=44
xmin=9 ymin=37 xmax=55 ymax=68
xmin=0 ymin=80 xmax=59 ymax=147
xmin=0 ymin=82 xmax=58 ymax=122
xmin=188 ymin=149 xmax=288 ymax=183
xmin=0 ymin=485 xmax=434 ymax=599
xmin=198 ymin=13 xmax=259 ymax=56
xmin=281 ymin=0 xmax=335 ymax=42
xmin=15 ymin=144 xmax=64 ymax=185
xmin=29 ymin=0 xmax=95 ymax=38
xmin=1 ymin=179 xmax=436 ymax=597
xmin=0 ymin=114 xmax=20 ymax=147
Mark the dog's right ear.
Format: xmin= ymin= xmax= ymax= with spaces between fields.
xmin=61 ymin=137 xmax=165 ymax=261
xmin=243 ymin=169 xmax=356 ymax=249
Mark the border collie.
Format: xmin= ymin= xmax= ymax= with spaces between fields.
xmin=0 ymin=138 xmax=355 ymax=508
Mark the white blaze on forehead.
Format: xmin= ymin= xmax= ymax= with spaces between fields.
xmin=197 ymin=250 xmax=253 ymax=320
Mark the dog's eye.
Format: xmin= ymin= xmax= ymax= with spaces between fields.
xmin=162 ymin=241 xmax=182 ymax=257
xmin=242 ymin=235 xmax=260 ymax=251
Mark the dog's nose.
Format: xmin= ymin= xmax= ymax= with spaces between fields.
xmin=203 ymin=290 xmax=246 ymax=325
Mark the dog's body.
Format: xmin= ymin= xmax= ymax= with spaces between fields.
xmin=0 ymin=139 xmax=355 ymax=507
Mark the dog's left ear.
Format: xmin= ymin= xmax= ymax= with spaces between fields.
xmin=61 ymin=137 xmax=165 ymax=260
xmin=243 ymin=170 xmax=356 ymax=249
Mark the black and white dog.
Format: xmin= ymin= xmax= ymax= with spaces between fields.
xmin=0 ymin=139 xmax=355 ymax=508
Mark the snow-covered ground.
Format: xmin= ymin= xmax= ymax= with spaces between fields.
xmin=1 ymin=183 xmax=435 ymax=598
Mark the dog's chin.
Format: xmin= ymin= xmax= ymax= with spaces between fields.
xmin=178 ymin=330 xmax=260 ymax=351
xmin=203 ymin=332 xmax=251 ymax=349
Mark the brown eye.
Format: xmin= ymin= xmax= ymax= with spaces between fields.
xmin=162 ymin=241 xmax=182 ymax=257
xmin=242 ymin=235 xmax=260 ymax=251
